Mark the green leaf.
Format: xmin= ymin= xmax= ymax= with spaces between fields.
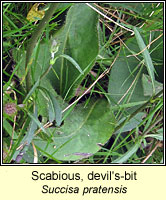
xmin=27 ymin=109 xmax=46 ymax=133
xmin=108 ymin=30 xmax=161 ymax=114
xmin=115 ymin=112 xmax=145 ymax=134
xmin=39 ymin=87 xmax=62 ymax=126
xmin=108 ymin=3 xmax=147 ymax=14
xmin=47 ymin=3 xmax=99 ymax=101
xmin=13 ymin=40 xmax=51 ymax=84
xmin=145 ymin=128 xmax=163 ymax=141
xmin=12 ymin=106 xmax=38 ymax=162
xmin=34 ymin=98 xmax=116 ymax=161
xmin=108 ymin=48 xmax=149 ymax=114
xmin=112 ymin=138 xmax=142 ymax=163
xmin=3 ymin=118 xmax=18 ymax=139
xmin=142 ymin=74 xmax=163 ymax=96
xmin=13 ymin=3 xmax=99 ymax=102
xmin=134 ymin=27 xmax=155 ymax=94
xmin=59 ymin=54 xmax=84 ymax=75
xmin=23 ymin=78 xmax=40 ymax=103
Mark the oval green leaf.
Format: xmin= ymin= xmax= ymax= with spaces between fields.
xmin=108 ymin=30 xmax=162 ymax=114
xmin=47 ymin=3 xmax=99 ymax=101
xmin=34 ymin=98 xmax=116 ymax=161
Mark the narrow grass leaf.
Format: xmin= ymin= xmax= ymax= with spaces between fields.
xmin=3 ymin=14 xmax=19 ymax=29
xmin=27 ymin=109 xmax=46 ymax=133
xmin=111 ymin=101 xmax=147 ymax=111
xmin=20 ymin=106 xmax=38 ymax=144
xmin=112 ymin=138 xmax=142 ymax=163
xmin=23 ymin=78 xmax=40 ymax=103
xmin=145 ymin=129 xmax=163 ymax=141
xmin=115 ymin=112 xmax=145 ymax=134
xmin=59 ymin=54 xmax=84 ymax=74
xmin=134 ymin=27 xmax=155 ymax=94
xmin=3 ymin=118 xmax=18 ymax=139
xmin=12 ymin=106 xmax=38 ymax=162
xmin=35 ymin=144 xmax=62 ymax=163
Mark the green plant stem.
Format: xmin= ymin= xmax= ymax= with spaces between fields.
xmin=114 ymin=90 xmax=163 ymax=133
xmin=25 ymin=3 xmax=58 ymax=93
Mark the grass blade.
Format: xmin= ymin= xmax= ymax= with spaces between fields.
xmin=112 ymin=138 xmax=142 ymax=163
xmin=59 ymin=54 xmax=84 ymax=74
xmin=23 ymin=78 xmax=40 ymax=103
xmin=134 ymin=27 xmax=155 ymax=94
xmin=12 ymin=105 xmax=38 ymax=162
xmin=27 ymin=110 xmax=46 ymax=133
